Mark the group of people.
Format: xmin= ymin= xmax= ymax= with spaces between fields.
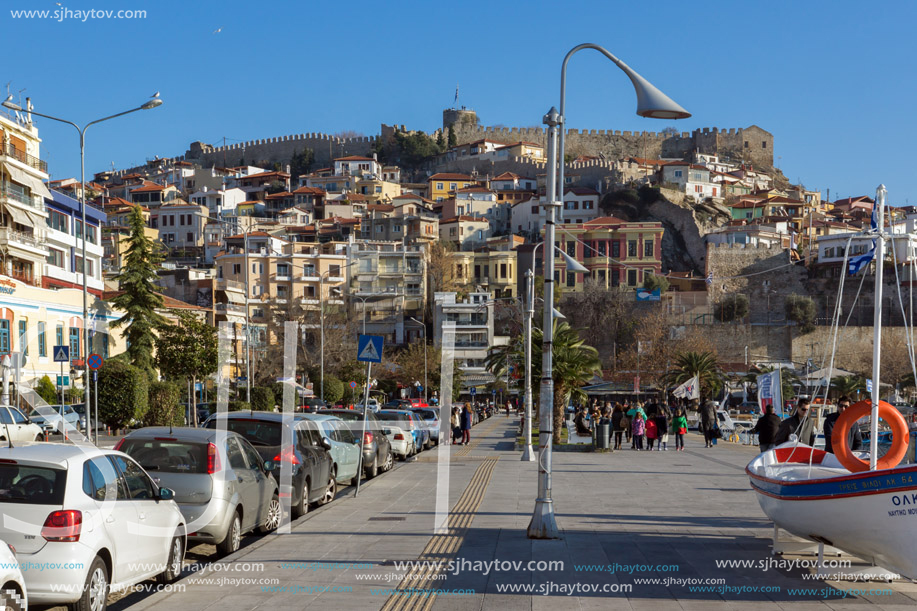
xmin=749 ymin=395 xmax=864 ymax=454
xmin=573 ymin=401 xmax=692 ymax=451
xmin=449 ymin=404 xmax=474 ymax=445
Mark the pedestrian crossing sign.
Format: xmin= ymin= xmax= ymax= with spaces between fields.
xmin=53 ymin=345 xmax=70 ymax=363
xmin=357 ymin=335 xmax=383 ymax=363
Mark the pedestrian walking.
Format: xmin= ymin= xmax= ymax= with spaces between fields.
xmin=671 ymin=408 xmax=688 ymax=451
xmin=655 ymin=405 xmax=670 ymax=451
xmin=505 ymin=400 xmax=511 ymax=417
xmin=451 ymin=407 xmax=461 ymax=444
xmin=460 ymin=403 xmax=473 ymax=445
xmin=823 ymin=396 xmax=862 ymax=454
xmin=700 ymin=400 xmax=718 ymax=448
xmin=632 ymin=412 xmax=646 ymax=450
xmin=646 ymin=417 xmax=658 ymax=450
xmin=611 ymin=404 xmax=626 ymax=450
xmin=774 ymin=398 xmax=816 ymax=446
xmin=750 ymin=403 xmax=782 ymax=453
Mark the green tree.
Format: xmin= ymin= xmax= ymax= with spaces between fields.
xmin=250 ymin=386 xmax=275 ymax=411
xmin=290 ymin=148 xmax=314 ymax=178
xmin=831 ymin=375 xmax=866 ymax=399
xmin=390 ymin=131 xmax=443 ymax=169
xmin=155 ymin=311 xmax=218 ymax=426
xmin=146 ymin=381 xmax=182 ymax=427
xmin=487 ymin=320 xmax=601 ymax=443
xmin=642 ymin=273 xmax=669 ymax=294
xmin=447 ymin=126 xmax=457 ymax=148
xmin=664 ymin=351 xmax=723 ymax=400
xmin=786 ymin=294 xmax=817 ymax=333
xmin=98 ymin=360 xmax=149 ymax=430
xmin=322 ymin=375 xmax=344 ymax=405
xmin=435 ymin=131 xmax=445 ymax=148
xmin=33 ymin=375 xmax=58 ymax=405
xmin=110 ymin=205 xmax=168 ymax=372
xmin=715 ymin=294 xmax=749 ymax=323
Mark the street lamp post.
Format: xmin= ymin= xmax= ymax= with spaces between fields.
xmin=408 ymin=317 xmax=427 ymax=404
xmin=521 ymin=269 xmax=535 ymax=461
xmin=528 ymin=44 xmax=689 ymax=541
xmin=4 ymin=95 xmax=163 ymax=443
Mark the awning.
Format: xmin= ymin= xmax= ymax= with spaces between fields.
xmin=23 ymin=209 xmax=45 ymax=227
xmin=5 ymin=205 xmax=30 ymax=226
xmin=2 ymin=161 xmax=52 ymax=199
xmin=224 ymin=291 xmax=244 ymax=304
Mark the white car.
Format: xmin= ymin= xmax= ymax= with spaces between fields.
xmin=0 ymin=443 xmax=186 ymax=611
xmin=0 ymin=537 xmax=27 ymax=611
xmin=374 ymin=411 xmax=416 ymax=459
xmin=0 ymin=406 xmax=45 ymax=444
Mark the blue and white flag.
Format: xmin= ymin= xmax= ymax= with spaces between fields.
xmin=672 ymin=375 xmax=699 ymax=400
xmin=867 ymin=378 xmax=873 ymax=392
xmin=757 ymin=370 xmax=783 ymax=416
xmin=848 ymin=199 xmax=879 ymax=275
xmin=705 ymin=272 xmax=713 ymax=285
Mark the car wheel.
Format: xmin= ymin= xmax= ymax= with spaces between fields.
xmin=0 ymin=587 xmax=25 ymax=611
xmin=73 ymin=555 xmax=108 ymax=611
xmin=320 ymin=469 xmax=336 ymax=505
xmin=382 ymin=450 xmax=394 ymax=472
xmin=217 ymin=511 xmax=242 ymax=556
xmin=157 ymin=534 xmax=184 ymax=583
xmin=34 ymin=434 xmax=43 ymax=442
xmin=258 ymin=494 xmax=282 ymax=534
xmin=292 ymin=479 xmax=309 ymax=518
xmin=366 ymin=454 xmax=378 ymax=479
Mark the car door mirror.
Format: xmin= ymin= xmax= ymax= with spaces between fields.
xmin=263 ymin=460 xmax=275 ymax=471
xmin=321 ymin=437 xmax=332 ymax=451
xmin=158 ymin=487 xmax=175 ymax=501
xmin=382 ymin=428 xmax=391 ymax=436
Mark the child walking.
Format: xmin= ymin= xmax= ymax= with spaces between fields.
xmin=645 ymin=417 xmax=658 ymax=450
xmin=632 ymin=412 xmax=645 ymax=450
xmin=671 ymin=408 xmax=688 ymax=451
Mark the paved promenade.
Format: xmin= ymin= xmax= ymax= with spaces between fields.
xmin=109 ymin=415 xmax=917 ymax=611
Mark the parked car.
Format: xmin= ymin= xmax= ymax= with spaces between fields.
xmin=68 ymin=403 xmax=101 ymax=433
xmin=375 ymin=410 xmax=417 ymax=459
xmin=27 ymin=405 xmax=80 ymax=435
xmin=297 ymin=398 xmax=327 ymax=412
xmin=0 ymin=442 xmax=185 ymax=610
xmin=408 ymin=398 xmax=429 ymax=409
xmin=320 ymin=409 xmax=393 ymax=478
xmin=204 ymin=412 xmax=333 ymax=516
xmin=383 ymin=399 xmax=412 ymax=410
xmin=116 ymin=427 xmax=280 ymax=557
xmin=0 ymin=406 xmax=44 ymax=443
xmin=183 ymin=403 xmax=212 ymax=426
xmin=409 ymin=408 xmax=441 ymax=447
xmin=0 ymin=537 xmax=27 ymax=611
xmin=378 ymin=410 xmax=426 ymax=456
xmin=299 ymin=414 xmax=361 ymax=486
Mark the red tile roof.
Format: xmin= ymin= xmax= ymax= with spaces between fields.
xmin=440 ymin=215 xmax=487 ymax=224
xmin=265 ymin=191 xmax=293 ymax=199
xmin=239 ymin=171 xmax=290 ymax=180
xmin=335 ymin=155 xmax=375 ymax=162
xmin=455 ymin=186 xmax=493 ymax=194
xmin=292 ymin=186 xmax=326 ymax=195
xmin=428 ymin=173 xmax=473 ymax=181
xmin=131 ymin=183 xmax=165 ymax=193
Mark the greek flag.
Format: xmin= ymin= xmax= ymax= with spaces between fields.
xmin=705 ymin=272 xmax=713 ymax=285
xmin=847 ymin=199 xmax=879 ymax=275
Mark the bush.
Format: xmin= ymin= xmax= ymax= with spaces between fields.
xmin=229 ymin=400 xmax=251 ymax=412
xmin=98 ymin=361 xmax=149 ymax=429
xmin=322 ymin=376 xmax=345 ymax=405
xmin=714 ymin=294 xmax=749 ymax=323
xmin=146 ymin=381 xmax=183 ymax=427
xmin=33 ymin=375 xmax=58 ymax=405
xmin=643 ymin=273 xmax=669 ymax=293
xmin=785 ymin=294 xmax=816 ymax=333
xmin=250 ymin=386 xmax=275 ymax=411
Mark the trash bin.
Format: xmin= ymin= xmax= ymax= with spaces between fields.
xmin=594 ymin=423 xmax=610 ymax=449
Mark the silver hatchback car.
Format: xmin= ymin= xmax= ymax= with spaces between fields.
xmin=116 ymin=427 xmax=281 ymax=556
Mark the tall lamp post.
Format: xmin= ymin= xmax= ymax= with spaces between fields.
xmin=4 ymin=95 xmax=163 ymax=443
xmin=528 ymin=44 xmax=689 ymax=540
xmin=407 ymin=317 xmax=427 ymax=404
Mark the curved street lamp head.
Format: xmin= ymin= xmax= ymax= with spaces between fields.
xmin=552 ymin=307 xmax=566 ymax=320
xmin=617 ymin=61 xmax=691 ymax=119
xmin=141 ymin=98 xmax=163 ymax=110
xmin=556 ymin=248 xmax=590 ymax=273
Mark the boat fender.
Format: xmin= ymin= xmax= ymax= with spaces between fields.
xmin=832 ymin=400 xmax=908 ymax=473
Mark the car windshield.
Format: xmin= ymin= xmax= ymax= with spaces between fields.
xmin=414 ymin=409 xmax=437 ymax=420
xmin=118 ymin=439 xmax=210 ymax=474
xmin=377 ymin=412 xmax=413 ymax=429
xmin=207 ymin=419 xmax=283 ymax=447
xmin=0 ymin=464 xmax=67 ymax=504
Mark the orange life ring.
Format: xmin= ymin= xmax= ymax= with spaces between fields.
xmin=832 ymin=399 xmax=909 ymax=473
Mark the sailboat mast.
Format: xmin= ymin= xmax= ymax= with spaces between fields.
xmin=870 ymin=184 xmax=887 ymax=471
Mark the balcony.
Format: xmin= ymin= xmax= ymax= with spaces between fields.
xmin=1 ymin=143 xmax=48 ymax=173
xmin=215 ymin=302 xmax=245 ymax=314
xmin=216 ymin=278 xmax=245 ymax=291
xmin=0 ymin=227 xmax=46 ymax=252
xmin=0 ymin=185 xmax=47 ymax=212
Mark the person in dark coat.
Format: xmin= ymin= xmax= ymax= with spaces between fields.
xmin=460 ymin=404 xmax=473 ymax=445
xmin=750 ymin=404 xmax=782 ymax=452
xmin=611 ymin=404 xmax=626 ymax=450
xmin=823 ymin=396 xmax=863 ymax=454
xmin=774 ymin=398 xmax=816 ymax=446
xmin=654 ymin=405 xmax=670 ymax=451
xmin=700 ymin=400 xmax=718 ymax=448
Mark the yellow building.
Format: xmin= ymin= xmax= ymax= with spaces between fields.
xmin=355 ymin=177 xmax=402 ymax=203
xmin=427 ymin=173 xmax=476 ymax=202
xmin=451 ymin=248 xmax=517 ymax=299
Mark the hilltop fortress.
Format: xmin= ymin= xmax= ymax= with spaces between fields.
xmin=120 ymin=108 xmax=773 ymax=175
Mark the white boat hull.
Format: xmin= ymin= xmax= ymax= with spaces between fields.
xmin=747 ymin=443 xmax=917 ymax=579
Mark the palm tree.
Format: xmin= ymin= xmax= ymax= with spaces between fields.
xmin=486 ymin=320 xmax=601 ymax=443
xmin=664 ymin=351 xmax=723 ymax=400
xmin=831 ymin=375 xmax=866 ymax=399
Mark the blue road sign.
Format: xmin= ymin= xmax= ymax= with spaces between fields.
xmin=92 ymin=371 xmax=98 ymax=382
xmin=57 ymin=375 xmax=70 ymax=386
xmin=492 ymin=389 xmax=497 ymax=395
xmin=87 ymin=353 xmax=103 ymax=370
xmin=350 ymin=381 xmax=357 ymax=389
xmin=470 ymin=387 xmax=476 ymax=395
xmin=357 ymin=335 xmax=383 ymax=363
xmin=53 ymin=345 xmax=70 ymax=363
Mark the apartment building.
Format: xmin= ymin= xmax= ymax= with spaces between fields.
xmin=432 ymin=291 xmax=495 ymax=385
xmin=43 ymin=190 xmax=106 ymax=295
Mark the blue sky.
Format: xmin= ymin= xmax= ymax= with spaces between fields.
xmin=4 ymin=0 xmax=917 ymax=204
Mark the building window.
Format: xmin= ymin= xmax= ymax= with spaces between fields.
xmin=18 ymin=320 xmax=27 ymax=356
xmin=474 ymin=265 xmax=481 ymax=279
xmin=566 ymin=272 xmax=576 ymax=288
xmin=500 ymin=263 xmax=507 ymax=278
xmin=644 ymin=240 xmax=654 ymax=257
xmin=101 ymin=333 xmax=109 ymax=359
xmin=38 ymin=322 xmax=46 ymax=357
xmin=612 ymin=271 xmax=620 ymax=287
xmin=566 ymin=241 xmax=575 ymax=256
xmin=187 ymin=232 xmax=194 ymax=242
xmin=612 ymin=241 xmax=620 ymax=258
xmin=627 ymin=269 xmax=637 ymax=286
xmin=598 ymin=241 xmax=607 ymax=256
xmin=0 ymin=320 xmax=8 ymax=354
xmin=436 ymin=183 xmax=443 ymax=190
xmin=75 ymin=256 xmax=93 ymax=276
xmin=232 ymin=263 xmax=241 ymax=275
xmin=674 ymin=170 xmax=682 ymax=178
xmin=47 ymin=248 xmax=65 ymax=269
xmin=277 ymin=263 xmax=289 ymax=276
xmin=47 ymin=209 xmax=68 ymax=232
xmin=744 ymin=141 xmax=749 ymax=149
xmin=69 ymin=327 xmax=80 ymax=360
xmin=627 ymin=241 xmax=637 ymax=257
xmin=762 ymin=140 xmax=767 ymax=149
xmin=56 ymin=324 xmax=64 ymax=348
